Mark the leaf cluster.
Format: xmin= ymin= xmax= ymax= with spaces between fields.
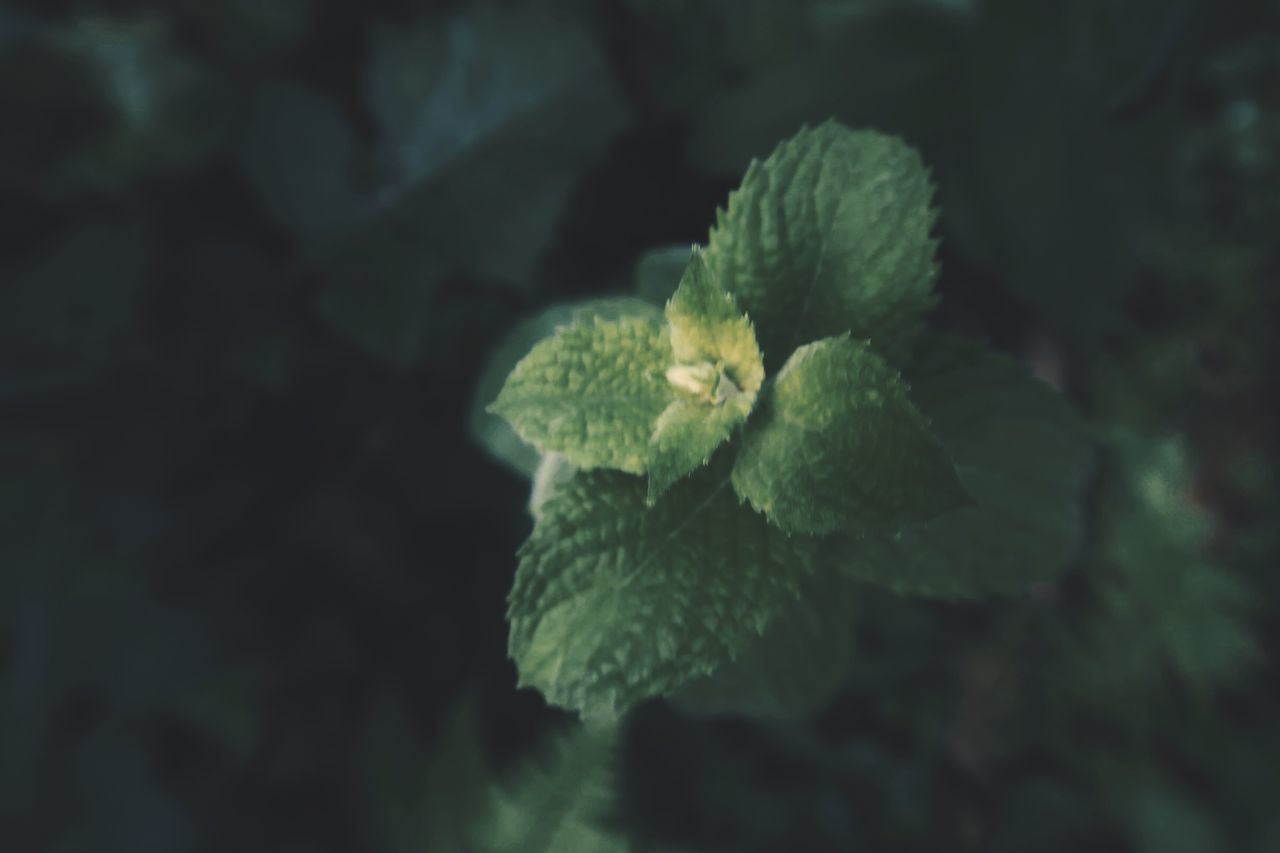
xmin=486 ymin=122 xmax=1090 ymax=719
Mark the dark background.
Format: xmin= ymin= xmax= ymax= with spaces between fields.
xmin=1 ymin=1 xmax=1277 ymax=851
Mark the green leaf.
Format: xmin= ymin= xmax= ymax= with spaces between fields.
xmin=670 ymin=569 xmax=857 ymax=720
xmin=508 ymin=457 xmax=812 ymax=719
xmin=647 ymin=249 xmax=764 ymax=501
xmin=732 ymin=335 xmax=968 ymax=535
xmin=489 ymin=316 xmax=673 ymax=474
xmin=705 ymin=120 xmax=939 ymax=368
xmin=471 ymin=299 xmax=662 ymax=477
xmin=821 ymin=335 xmax=1091 ymax=596
xmin=646 ymin=403 xmax=745 ymax=504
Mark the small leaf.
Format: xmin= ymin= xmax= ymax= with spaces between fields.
xmin=489 ymin=316 xmax=672 ymax=474
xmin=732 ymin=335 xmax=968 ymax=535
xmin=471 ymin=298 xmax=662 ymax=476
xmin=646 ymin=402 xmax=744 ymax=504
xmin=822 ymin=335 xmax=1091 ymax=596
xmin=647 ymin=249 xmax=764 ymax=501
xmin=508 ymin=456 xmax=812 ymax=719
xmin=665 ymin=247 xmax=765 ymax=390
xmin=705 ymin=120 xmax=939 ymax=368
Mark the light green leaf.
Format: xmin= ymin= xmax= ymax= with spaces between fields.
xmin=489 ymin=316 xmax=673 ymax=474
xmin=732 ymin=335 xmax=968 ymax=535
xmin=646 ymin=402 xmax=744 ymax=504
xmin=665 ymin=247 xmax=764 ymax=388
xmin=472 ymin=298 xmax=663 ymax=476
xmin=822 ymin=335 xmax=1091 ymax=596
xmin=647 ymin=249 xmax=764 ymax=501
xmin=508 ymin=456 xmax=812 ymax=719
xmin=705 ymin=120 xmax=939 ymax=368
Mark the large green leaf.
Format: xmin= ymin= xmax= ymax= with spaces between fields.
xmin=489 ymin=316 xmax=673 ymax=474
xmin=508 ymin=457 xmax=813 ymax=719
xmin=705 ymin=120 xmax=939 ymax=368
xmin=732 ymin=335 xmax=968 ymax=535
xmin=647 ymin=249 xmax=764 ymax=501
xmin=821 ymin=335 xmax=1091 ymax=596
xmin=669 ymin=568 xmax=857 ymax=720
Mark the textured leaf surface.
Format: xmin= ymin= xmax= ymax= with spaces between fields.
xmin=648 ymin=249 xmax=763 ymax=501
xmin=822 ymin=335 xmax=1091 ymax=596
xmin=670 ymin=569 xmax=857 ymax=720
xmin=705 ymin=120 xmax=939 ymax=368
xmin=472 ymin=298 xmax=663 ymax=476
xmin=509 ymin=457 xmax=811 ymax=718
xmin=489 ymin=316 xmax=672 ymax=474
xmin=733 ymin=335 xmax=967 ymax=535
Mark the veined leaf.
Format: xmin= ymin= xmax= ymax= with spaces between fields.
xmin=648 ymin=249 xmax=764 ymax=501
xmin=670 ymin=569 xmax=857 ymax=720
xmin=823 ymin=335 xmax=1091 ymax=596
xmin=732 ymin=335 xmax=968 ymax=535
xmin=472 ymin=298 xmax=663 ymax=477
xmin=509 ymin=456 xmax=812 ymax=719
xmin=705 ymin=120 xmax=939 ymax=369
xmin=489 ymin=316 xmax=673 ymax=474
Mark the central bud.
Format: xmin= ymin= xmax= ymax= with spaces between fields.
xmin=666 ymin=360 xmax=740 ymax=405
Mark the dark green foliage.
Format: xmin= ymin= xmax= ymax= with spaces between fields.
xmin=2 ymin=1 xmax=1278 ymax=851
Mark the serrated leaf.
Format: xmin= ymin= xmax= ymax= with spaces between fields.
xmin=646 ymin=402 xmax=745 ymax=504
xmin=508 ymin=457 xmax=812 ymax=719
xmin=705 ymin=120 xmax=938 ymax=368
xmin=665 ymin=247 xmax=764 ymax=387
xmin=489 ymin=316 xmax=673 ymax=474
xmin=647 ymin=249 xmax=763 ymax=501
xmin=822 ymin=335 xmax=1091 ymax=596
xmin=732 ymin=335 xmax=967 ymax=535
xmin=471 ymin=298 xmax=663 ymax=476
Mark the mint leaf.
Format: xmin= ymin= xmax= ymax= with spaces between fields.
xmin=489 ymin=316 xmax=672 ymax=474
xmin=705 ymin=120 xmax=939 ymax=368
xmin=472 ymin=298 xmax=663 ymax=477
xmin=670 ymin=569 xmax=856 ymax=720
xmin=823 ymin=336 xmax=1091 ymax=596
xmin=732 ymin=335 xmax=968 ymax=535
xmin=646 ymin=402 xmax=743 ymax=504
xmin=508 ymin=457 xmax=811 ymax=719
xmin=647 ymin=249 xmax=764 ymax=501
